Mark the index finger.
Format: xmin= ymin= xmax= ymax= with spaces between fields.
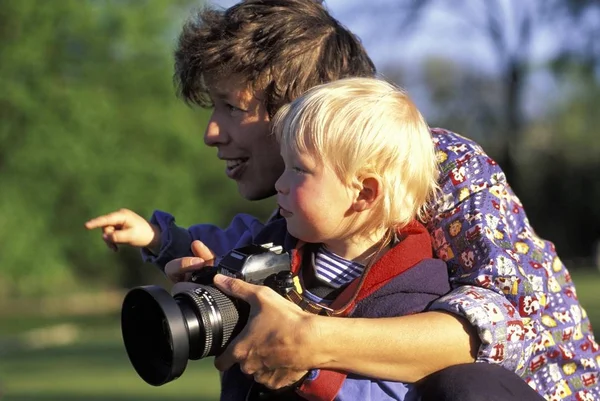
xmin=213 ymin=274 xmax=261 ymax=301
xmin=191 ymin=240 xmax=216 ymax=261
xmin=84 ymin=212 xmax=126 ymax=229
xmin=164 ymin=256 xmax=206 ymax=282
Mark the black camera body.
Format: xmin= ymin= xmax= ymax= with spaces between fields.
xmin=121 ymin=243 xmax=293 ymax=387
xmin=190 ymin=242 xmax=294 ymax=290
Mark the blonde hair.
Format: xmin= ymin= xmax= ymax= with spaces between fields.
xmin=272 ymin=77 xmax=439 ymax=237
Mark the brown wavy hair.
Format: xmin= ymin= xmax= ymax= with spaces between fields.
xmin=174 ymin=0 xmax=376 ymax=117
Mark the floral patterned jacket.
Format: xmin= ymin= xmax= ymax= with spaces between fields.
xmin=427 ymin=128 xmax=600 ymax=401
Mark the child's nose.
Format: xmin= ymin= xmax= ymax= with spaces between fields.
xmin=274 ymin=174 xmax=288 ymax=194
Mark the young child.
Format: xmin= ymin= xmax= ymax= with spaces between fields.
xmin=216 ymin=77 xmax=450 ymax=401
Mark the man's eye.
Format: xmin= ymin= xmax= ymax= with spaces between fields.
xmin=226 ymin=103 xmax=243 ymax=113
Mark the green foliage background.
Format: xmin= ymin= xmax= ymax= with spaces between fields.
xmin=0 ymin=0 xmax=598 ymax=298
xmin=0 ymin=0 xmax=275 ymax=297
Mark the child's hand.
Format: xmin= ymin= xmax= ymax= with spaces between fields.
xmin=165 ymin=240 xmax=216 ymax=283
xmin=84 ymin=208 xmax=160 ymax=252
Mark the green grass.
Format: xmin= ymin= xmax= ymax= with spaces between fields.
xmin=0 ymin=270 xmax=599 ymax=401
xmin=0 ymin=312 xmax=220 ymax=401
xmin=570 ymin=269 xmax=600 ymax=329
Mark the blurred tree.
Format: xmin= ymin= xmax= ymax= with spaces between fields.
xmin=361 ymin=0 xmax=599 ymax=187
xmin=0 ymin=1 xmax=275 ymax=297
xmin=518 ymin=65 xmax=600 ymax=263
xmin=370 ymin=0 xmax=600 ymax=263
xmin=405 ymin=56 xmax=504 ymax=144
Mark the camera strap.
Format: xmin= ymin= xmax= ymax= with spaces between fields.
xmin=283 ymin=245 xmax=354 ymax=317
xmin=282 ymin=228 xmax=406 ymax=317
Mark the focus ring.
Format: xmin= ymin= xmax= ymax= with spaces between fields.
xmin=184 ymin=286 xmax=240 ymax=356
xmin=203 ymin=286 xmax=239 ymax=350
xmin=184 ymin=289 xmax=215 ymax=359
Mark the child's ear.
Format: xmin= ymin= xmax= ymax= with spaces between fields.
xmin=352 ymin=175 xmax=382 ymax=212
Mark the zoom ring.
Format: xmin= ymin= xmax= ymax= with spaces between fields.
xmin=203 ymin=286 xmax=240 ymax=350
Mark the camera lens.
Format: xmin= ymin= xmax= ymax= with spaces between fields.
xmin=121 ymin=284 xmax=247 ymax=386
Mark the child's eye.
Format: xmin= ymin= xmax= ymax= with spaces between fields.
xmin=292 ymin=167 xmax=306 ymax=174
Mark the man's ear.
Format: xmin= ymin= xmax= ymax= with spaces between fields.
xmin=352 ymin=175 xmax=382 ymax=212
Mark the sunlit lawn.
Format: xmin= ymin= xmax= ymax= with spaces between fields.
xmin=570 ymin=269 xmax=600 ymax=327
xmin=0 ymin=269 xmax=599 ymax=401
xmin=0 ymin=314 xmax=220 ymax=401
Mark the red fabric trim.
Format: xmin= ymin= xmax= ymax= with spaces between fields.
xmin=289 ymin=240 xmax=306 ymax=275
xmin=329 ymin=220 xmax=433 ymax=314
xmin=356 ymin=220 xmax=432 ymax=302
xmin=296 ymin=370 xmax=347 ymax=401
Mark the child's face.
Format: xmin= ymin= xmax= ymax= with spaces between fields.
xmin=275 ymin=148 xmax=355 ymax=244
xmin=204 ymin=80 xmax=284 ymax=201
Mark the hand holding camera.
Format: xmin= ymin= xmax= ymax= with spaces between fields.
xmin=121 ymin=243 xmax=303 ymax=387
xmin=211 ymin=273 xmax=311 ymax=391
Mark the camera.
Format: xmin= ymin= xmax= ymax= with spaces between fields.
xmin=120 ymin=243 xmax=294 ymax=386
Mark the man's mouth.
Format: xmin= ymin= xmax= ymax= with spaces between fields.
xmin=225 ymin=158 xmax=248 ymax=179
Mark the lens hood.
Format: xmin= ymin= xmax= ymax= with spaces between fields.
xmin=121 ymin=285 xmax=190 ymax=386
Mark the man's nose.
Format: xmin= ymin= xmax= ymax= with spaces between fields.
xmin=204 ymin=116 xmax=228 ymax=146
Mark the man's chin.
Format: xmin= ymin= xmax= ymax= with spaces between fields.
xmin=237 ymin=181 xmax=277 ymax=201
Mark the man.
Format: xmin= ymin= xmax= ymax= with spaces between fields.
xmin=86 ymin=1 xmax=599 ymax=400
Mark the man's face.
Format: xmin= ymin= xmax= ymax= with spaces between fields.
xmin=205 ymin=81 xmax=284 ymax=200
